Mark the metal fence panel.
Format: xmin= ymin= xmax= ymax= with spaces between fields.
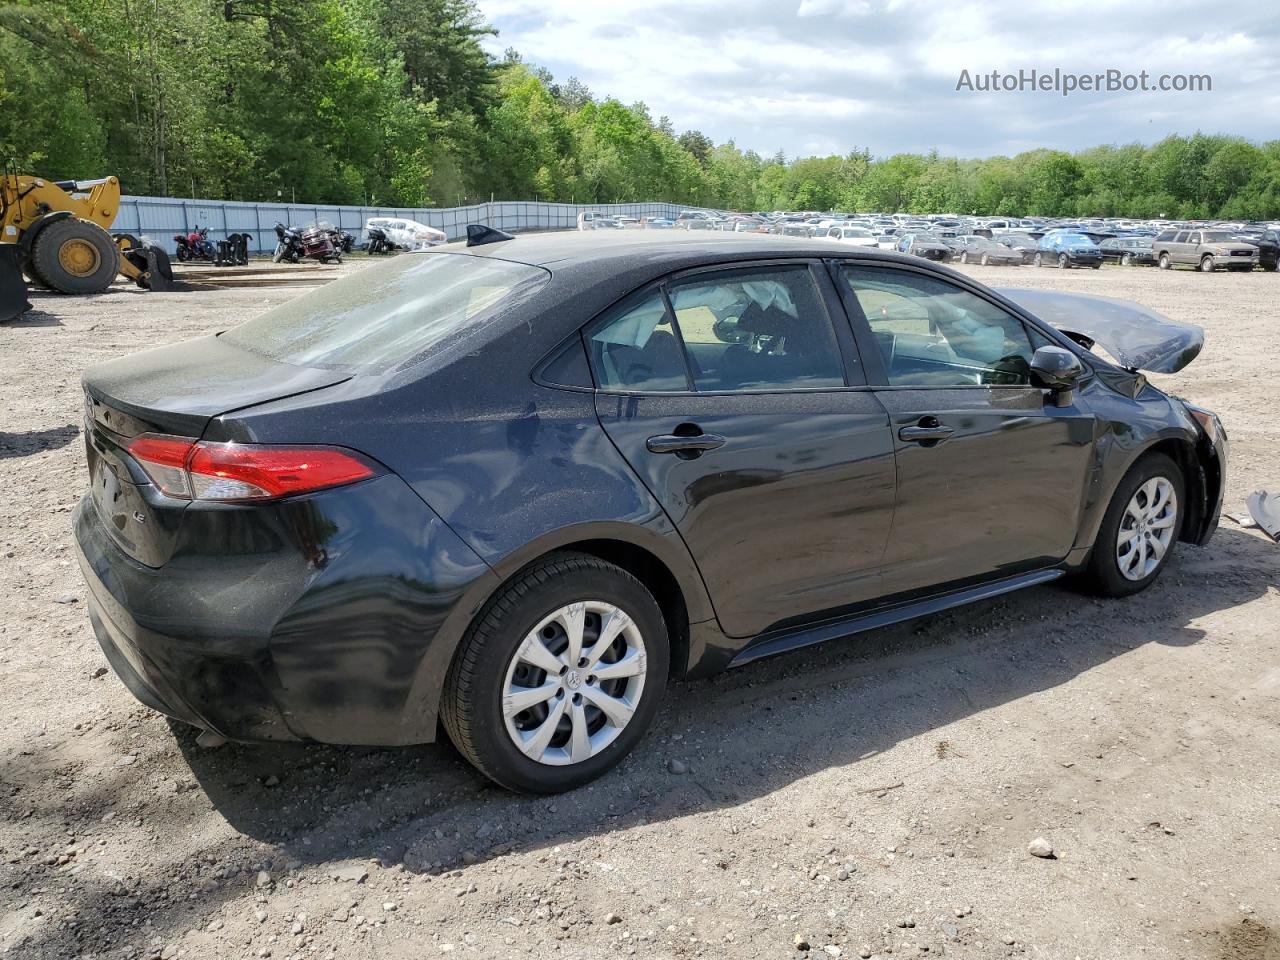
xmin=116 ymin=196 xmax=718 ymax=252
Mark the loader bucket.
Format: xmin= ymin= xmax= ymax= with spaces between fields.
xmin=0 ymin=245 xmax=32 ymax=322
xmin=140 ymin=245 xmax=174 ymax=291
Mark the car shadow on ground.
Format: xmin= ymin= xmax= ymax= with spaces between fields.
xmin=175 ymin=524 xmax=1277 ymax=874
xmin=0 ymin=424 xmax=80 ymax=459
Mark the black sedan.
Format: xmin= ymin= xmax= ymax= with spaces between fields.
xmin=956 ymin=236 xmax=1023 ymax=265
xmin=895 ymin=232 xmax=953 ymax=261
xmin=1100 ymin=236 xmax=1156 ymax=266
xmin=75 ymin=231 xmax=1227 ymax=793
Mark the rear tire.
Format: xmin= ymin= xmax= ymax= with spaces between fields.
xmin=441 ymin=553 xmax=669 ymax=793
xmin=1158 ymin=253 xmax=1171 ymax=269
xmin=1079 ymin=452 xmax=1184 ymax=598
xmin=1034 ymin=253 xmax=1043 ymax=268
xmin=30 ymin=218 xmax=119 ymax=295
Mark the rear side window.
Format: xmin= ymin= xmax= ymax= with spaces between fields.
xmin=222 ymin=253 xmax=550 ymax=373
xmin=668 ymin=267 xmax=845 ymax=392
xmin=587 ymin=293 xmax=689 ymax=392
xmin=586 ymin=265 xmax=848 ymax=394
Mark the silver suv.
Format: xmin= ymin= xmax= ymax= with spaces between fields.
xmin=1154 ymin=229 xmax=1258 ymax=272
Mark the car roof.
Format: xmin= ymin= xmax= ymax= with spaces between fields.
xmin=443 ymin=229 xmax=924 ymax=271
xmin=422 ymin=229 xmax=942 ymax=296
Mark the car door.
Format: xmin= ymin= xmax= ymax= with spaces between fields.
xmin=834 ymin=261 xmax=1098 ymax=599
xmin=588 ymin=261 xmax=897 ymax=638
xmin=1172 ymin=230 xmax=1194 ymax=264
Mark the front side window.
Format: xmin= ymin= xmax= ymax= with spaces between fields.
xmin=841 ymin=265 xmax=1036 ymax=387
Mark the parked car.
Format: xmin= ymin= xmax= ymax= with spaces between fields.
xmin=643 ymin=217 xmax=675 ymax=229
xmin=956 ymin=237 xmax=1022 ymax=266
xmin=825 ymin=224 xmax=879 ymax=247
xmin=577 ymin=211 xmax=604 ymax=231
xmin=992 ymin=233 xmax=1039 ymax=263
xmin=896 ymin=232 xmax=951 ymax=261
xmin=776 ymin=222 xmax=815 ymax=238
xmin=1153 ymin=229 xmax=1258 ymax=272
xmin=364 ymin=217 xmax=446 ymax=250
xmin=1036 ymin=232 xmax=1104 ymax=269
xmin=1233 ymin=229 xmax=1280 ymax=271
xmin=1100 ymin=236 xmax=1156 ymax=267
xmin=75 ymin=231 xmax=1226 ymax=793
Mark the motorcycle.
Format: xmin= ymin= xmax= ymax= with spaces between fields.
xmin=328 ymin=228 xmax=356 ymax=254
xmin=365 ymin=226 xmax=394 ymax=254
xmin=298 ymin=219 xmax=342 ymax=263
xmin=271 ymin=222 xmax=304 ymax=263
xmin=173 ymin=226 xmax=217 ymax=262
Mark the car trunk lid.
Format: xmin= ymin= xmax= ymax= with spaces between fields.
xmin=82 ymin=335 xmax=350 ymax=566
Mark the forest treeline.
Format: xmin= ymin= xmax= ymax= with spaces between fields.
xmin=4 ymin=0 xmax=1280 ymax=218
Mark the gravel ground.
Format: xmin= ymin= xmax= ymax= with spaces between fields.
xmin=1 ymin=258 xmax=1278 ymax=960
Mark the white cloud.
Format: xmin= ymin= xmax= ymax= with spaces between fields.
xmin=475 ymin=0 xmax=1280 ymax=157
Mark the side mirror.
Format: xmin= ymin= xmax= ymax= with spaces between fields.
xmin=1030 ymin=345 xmax=1084 ymax=405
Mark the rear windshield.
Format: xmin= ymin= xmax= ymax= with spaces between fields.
xmin=221 ymin=253 xmax=550 ymax=373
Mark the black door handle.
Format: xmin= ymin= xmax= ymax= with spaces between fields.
xmin=898 ymin=418 xmax=955 ymax=444
xmin=646 ymin=432 xmax=727 ymax=455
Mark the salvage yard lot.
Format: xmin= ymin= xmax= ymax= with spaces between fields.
xmin=1 ymin=259 xmax=1278 ymax=960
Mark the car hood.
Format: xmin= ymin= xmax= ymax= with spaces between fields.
xmin=995 ymin=288 xmax=1204 ymax=373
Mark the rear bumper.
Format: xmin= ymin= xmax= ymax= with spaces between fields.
xmin=76 ymin=498 xmax=293 ymax=739
xmin=74 ymin=473 xmax=499 ymax=745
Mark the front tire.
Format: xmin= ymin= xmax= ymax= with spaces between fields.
xmin=441 ymin=553 xmax=669 ymax=793
xmin=1199 ymin=255 xmax=1215 ymax=273
xmin=1121 ymin=252 xmax=1133 ymax=266
xmin=31 ymin=218 xmax=119 ymax=294
xmin=1034 ymin=252 xmax=1043 ymax=268
xmin=1058 ymin=253 xmax=1069 ymax=269
xmin=1080 ymin=453 xmax=1184 ymax=597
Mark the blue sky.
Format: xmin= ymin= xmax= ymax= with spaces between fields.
xmin=475 ymin=1 xmax=1277 ymax=159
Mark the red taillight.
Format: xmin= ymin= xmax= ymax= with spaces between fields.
xmin=126 ymin=434 xmax=376 ymax=502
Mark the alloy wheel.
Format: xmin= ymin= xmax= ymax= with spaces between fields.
xmin=1116 ymin=477 xmax=1178 ymax=581
xmin=502 ymin=601 xmax=647 ymax=766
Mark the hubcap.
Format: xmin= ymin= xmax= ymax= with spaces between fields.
xmin=59 ymin=238 xmax=101 ymax=277
xmin=502 ymin=601 xmax=647 ymax=766
xmin=1116 ymin=477 xmax=1177 ymax=581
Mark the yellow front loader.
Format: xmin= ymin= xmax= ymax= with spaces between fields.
xmin=0 ymin=173 xmax=173 ymax=321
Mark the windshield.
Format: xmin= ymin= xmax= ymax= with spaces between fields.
xmin=222 ymin=253 xmax=550 ymax=373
